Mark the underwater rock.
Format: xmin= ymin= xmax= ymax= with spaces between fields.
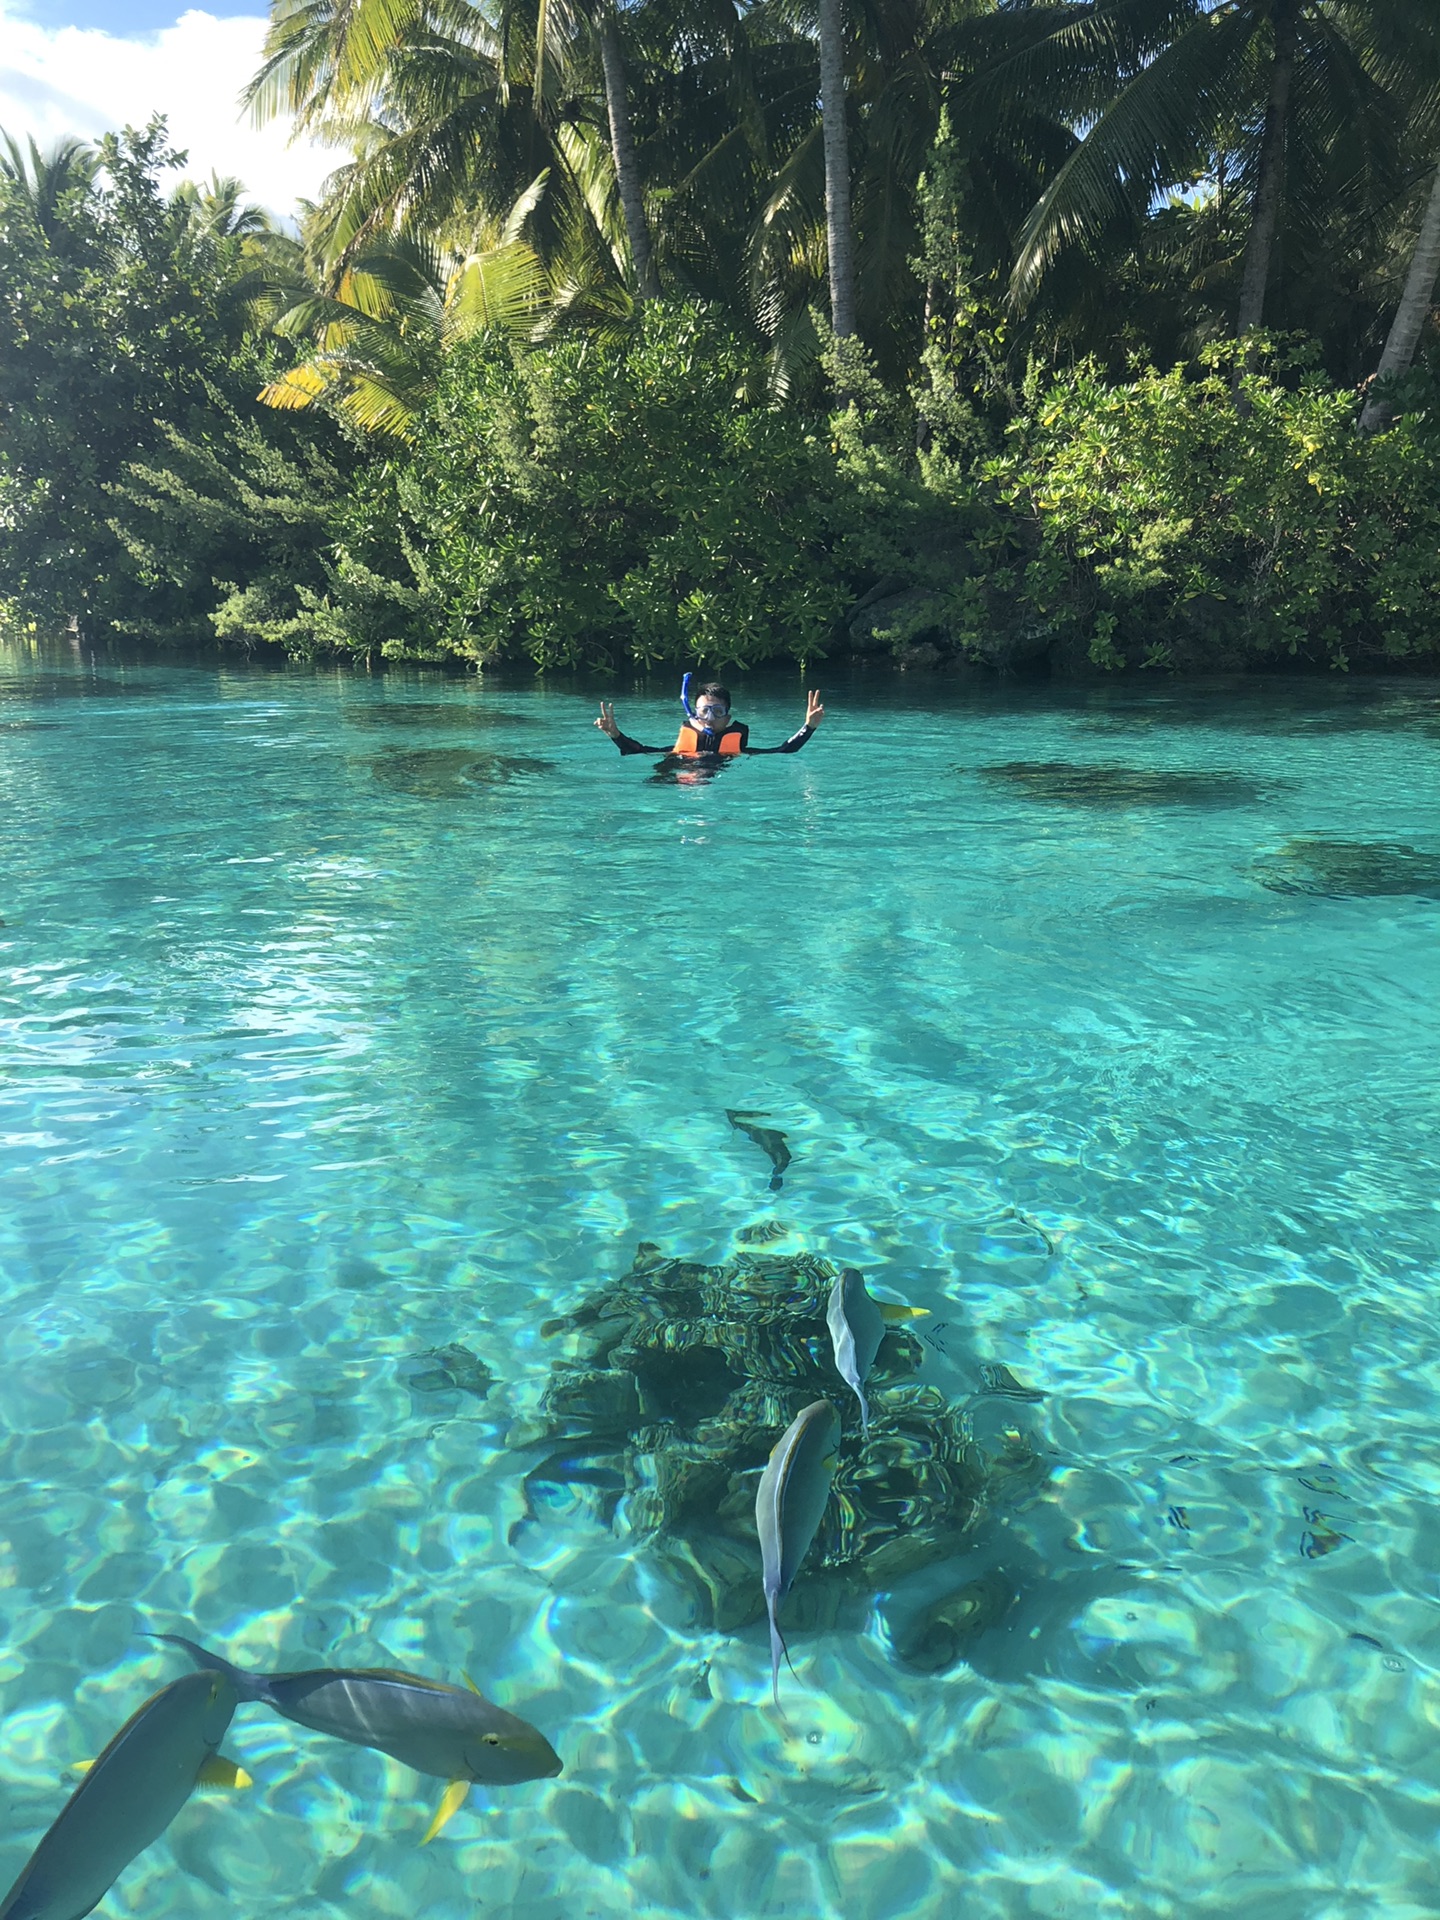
xmin=892 ymin=1569 xmax=1017 ymax=1673
xmin=1253 ymin=837 xmax=1440 ymax=900
xmin=49 ymin=1345 xmax=144 ymax=1410
xmin=974 ymin=761 xmax=1270 ymax=808
xmin=1075 ymin=686 xmax=1440 ymax=739
xmin=661 ymin=1530 xmax=771 ymax=1633
xmin=368 ymin=749 xmax=554 ymax=798
xmin=979 ymin=1362 xmax=1044 ymax=1404
xmin=541 ymin=1366 xmax=642 ymax=1436
xmin=975 ymin=1422 xmax=1050 ymax=1506
xmin=0 ymin=674 xmax=134 ymax=702
xmin=513 ymin=1442 xmax=630 ymax=1541
xmin=347 ymin=702 xmax=538 ymax=730
xmin=518 ymin=1246 xmax=1019 ymax=1641
xmin=402 ymin=1344 xmax=494 ymax=1399
xmin=734 ymin=1218 xmax=791 ymax=1246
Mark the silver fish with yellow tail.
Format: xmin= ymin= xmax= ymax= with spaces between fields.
xmin=755 ymin=1399 xmax=841 ymax=1711
xmin=825 ymin=1267 xmax=928 ymax=1434
xmin=152 ymin=1633 xmax=560 ymax=1843
xmin=0 ymin=1670 xmax=245 ymax=1920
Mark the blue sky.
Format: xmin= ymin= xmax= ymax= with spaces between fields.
xmin=0 ymin=1 xmax=339 ymax=214
xmin=19 ymin=2 xmax=260 ymax=28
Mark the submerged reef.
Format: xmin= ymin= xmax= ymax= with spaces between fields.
xmin=974 ymin=761 xmax=1270 ymax=808
xmin=401 ymin=1344 xmax=495 ymax=1399
xmin=346 ymin=701 xmax=538 ymax=730
xmin=1078 ymin=689 xmax=1440 ymax=739
xmin=1253 ymin=837 xmax=1440 ymax=899
xmin=368 ymin=748 xmax=554 ymax=797
xmin=516 ymin=1245 xmax=1047 ymax=1658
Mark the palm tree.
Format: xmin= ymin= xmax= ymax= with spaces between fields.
xmin=996 ymin=0 xmax=1415 ymax=354
xmin=1360 ymin=153 xmax=1440 ymax=431
xmin=0 ymin=132 xmax=99 ymax=243
xmin=258 ymin=184 xmax=551 ymax=436
xmin=172 ymin=171 xmax=276 ymax=242
xmin=818 ymin=0 xmax=856 ymax=335
xmin=1234 ymin=0 xmax=1297 ymax=343
xmin=745 ymin=0 xmax=951 ymax=378
xmin=1356 ymin=17 xmax=1440 ymax=429
xmin=589 ymin=0 xmax=661 ymax=296
xmin=247 ymin=0 xmax=661 ymax=298
xmin=528 ymin=0 xmax=662 ymax=297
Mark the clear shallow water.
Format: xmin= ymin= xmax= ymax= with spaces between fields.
xmin=2 ymin=646 xmax=1440 ymax=1919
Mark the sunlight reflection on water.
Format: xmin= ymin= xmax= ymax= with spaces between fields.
xmin=1 ymin=650 xmax=1439 ymax=1918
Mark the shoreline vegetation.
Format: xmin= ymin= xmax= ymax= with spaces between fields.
xmin=3 ymin=4 xmax=1440 ymax=681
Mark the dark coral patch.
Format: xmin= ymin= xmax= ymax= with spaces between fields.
xmin=974 ymin=761 xmax=1271 ymax=807
xmin=520 ymin=1245 xmax=1048 ymax=1649
xmin=1254 ymin=838 xmax=1440 ymax=899
xmin=347 ymin=701 xmax=538 ymax=730
xmin=368 ymin=748 xmax=553 ymax=796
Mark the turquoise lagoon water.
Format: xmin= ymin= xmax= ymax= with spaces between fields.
xmin=2 ymin=645 xmax=1440 ymax=1920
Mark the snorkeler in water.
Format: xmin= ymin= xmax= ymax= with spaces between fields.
xmin=595 ymin=680 xmax=824 ymax=761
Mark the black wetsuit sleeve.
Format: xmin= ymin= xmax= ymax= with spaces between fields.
xmin=611 ymin=730 xmax=671 ymax=755
xmin=743 ymin=725 xmax=814 ymax=755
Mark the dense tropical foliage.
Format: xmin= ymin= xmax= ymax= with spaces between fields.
xmin=4 ymin=0 xmax=1440 ymax=672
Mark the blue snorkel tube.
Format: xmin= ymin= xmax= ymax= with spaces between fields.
xmin=679 ymin=671 xmax=697 ymax=721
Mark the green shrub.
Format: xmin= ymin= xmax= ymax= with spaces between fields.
xmin=994 ymin=353 xmax=1440 ymax=669
xmin=386 ymin=304 xmax=850 ymax=670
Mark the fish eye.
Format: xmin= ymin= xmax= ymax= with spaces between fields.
xmin=483 ymin=1733 xmax=501 ymax=1746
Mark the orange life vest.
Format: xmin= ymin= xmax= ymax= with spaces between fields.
xmin=672 ymin=722 xmax=744 ymax=756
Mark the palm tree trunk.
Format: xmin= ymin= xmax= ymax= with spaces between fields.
xmin=818 ymin=0 xmax=856 ymax=339
xmin=1360 ymin=155 xmax=1440 ymax=435
xmin=597 ymin=10 xmax=659 ymax=301
xmin=1235 ymin=1 xmax=1299 ymax=346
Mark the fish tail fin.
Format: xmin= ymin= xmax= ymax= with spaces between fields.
xmin=145 ymin=1631 xmax=265 ymax=1701
xmin=880 ymin=1304 xmax=929 ymax=1322
xmin=197 ymin=1754 xmax=252 ymax=1790
xmin=422 ymin=1779 xmax=470 ymax=1846
xmin=859 ymin=1391 xmax=870 ymax=1439
xmin=766 ymin=1595 xmax=791 ymax=1713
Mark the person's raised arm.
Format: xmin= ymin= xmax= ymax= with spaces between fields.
xmin=744 ymin=688 xmax=826 ymax=754
xmin=595 ymin=699 xmax=668 ymax=756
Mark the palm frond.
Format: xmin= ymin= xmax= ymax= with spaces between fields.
xmin=446 ymin=238 xmax=551 ymax=340
xmin=1010 ymin=5 xmax=1253 ymax=305
xmin=258 ymin=362 xmax=336 ymax=409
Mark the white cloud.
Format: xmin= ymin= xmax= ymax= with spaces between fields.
xmin=0 ymin=6 xmax=345 ymax=220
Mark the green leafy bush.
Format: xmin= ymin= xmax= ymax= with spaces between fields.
xmin=993 ymin=353 xmax=1440 ymax=669
xmin=0 ymin=121 xmax=365 ymax=646
xmin=107 ymin=391 xmax=353 ymax=646
xmin=384 ymin=305 xmax=850 ymax=670
xmin=7 ymin=112 xmax=1439 ymax=680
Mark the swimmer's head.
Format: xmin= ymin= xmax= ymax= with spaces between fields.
xmin=692 ymin=683 xmax=731 ymax=725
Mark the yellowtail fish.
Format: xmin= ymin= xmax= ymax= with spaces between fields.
xmin=725 ymin=1110 xmax=791 ymax=1190
xmin=755 ymin=1400 xmax=840 ymax=1711
xmin=825 ymin=1268 xmax=928 ymax=1434
xmin=0 ymin=1671 xmax=242 ymax=1920
xmin=153 ymin=1634 xmax=560 ymax=1843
